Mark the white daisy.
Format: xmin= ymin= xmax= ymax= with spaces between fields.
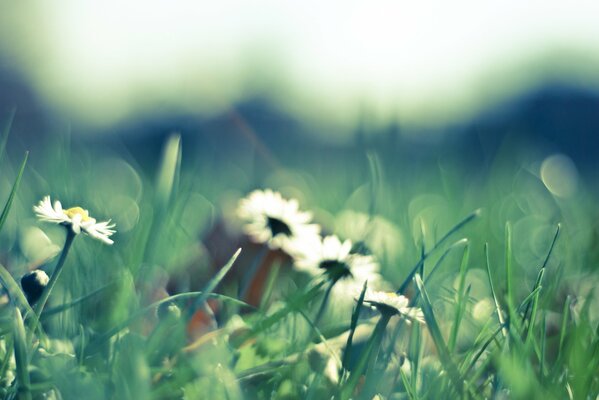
xmin=362 ymin=289 xmax=425 ymax=323
xmin=236 ymin=189 xmax=320 ymax=252
xmin=294 ymin=235 xmax=381 ymax=287
xmin=34 ymin=196 xmax=116 ymax=245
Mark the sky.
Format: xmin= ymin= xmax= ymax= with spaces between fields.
xmin=1 ymin=1 xmax=599 ymax=134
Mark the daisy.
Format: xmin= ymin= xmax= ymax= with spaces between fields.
xmin=294 ymin=235 xmax=380 ymax=286
xmin=362 ymin=289 xmax=425 ymax=323
xmin=236 ymin=189 xmax=320 ymax=252
xmin=34 ymin=196 xmax=116 ymax=245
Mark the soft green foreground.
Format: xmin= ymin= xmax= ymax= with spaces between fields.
xmin=0 ymin=121 xmax=597 ymax=399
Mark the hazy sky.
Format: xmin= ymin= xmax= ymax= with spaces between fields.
xmin=1 ymin=1 xmax=599 ymax=132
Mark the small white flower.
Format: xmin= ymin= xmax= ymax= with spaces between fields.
xmin=294 ymin=235 xmax=381 ymax=288
xmin=362 ymin=289 xmax=425 ymax=323
xmin=34 ymin=196 xmax=116 ymax=245
xmin=237 ymin=189 xmax=320 ymax=252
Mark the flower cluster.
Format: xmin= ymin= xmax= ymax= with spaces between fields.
xmin=236 ymin=189 xmax=423 ymax=325
xmin=237 ymin=190 xmax=383 ymax=290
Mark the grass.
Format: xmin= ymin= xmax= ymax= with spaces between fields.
xmin=0 ymin=119 xmax=597 ymax=400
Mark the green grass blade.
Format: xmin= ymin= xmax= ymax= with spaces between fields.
xmin=0 ymin=108 xmax=16 ymax=166
xmin=41 ymin=281 xmax=117 ymax=319
xmin=433 ymin=208 xmax=481 ymax=254
xmin=295 ymin=308 xmax=342 ymax=366
xmin=557 ymin=295 xmax=572 ymax=359
xmin=0 ymin=263 xmax=36 ymax=318
xmin=0 ymin=151 xmax=28 ymax=233
xmin=398 ymin=209 xmax=481 ymax=294
xmin=189 ymin=248 xmax=241 ymax=316
xmin=424 ymin=238 xmax=469 ymax=284
xmin=414 ymin=274 xmax=463 ymax=395
xmin=521 ymin=224 xmax=560 ymax=325
xmin=485 ymin=243 xmax=508 ymax=339
xmin=408 ymin=319 xmax=422 ymax=387
xmin=155 ymin=133 xmax=182 ymax=209
xmin=91 ymin=290 xmax=252 ymax=349
xmin=342 ymin=280 xmax=368 ymax=371
xmin=13 ymin=307 xmax=32 ymax=400
xmin=399 ymin=365 xmax=418 ymax=400
xmin=448 ymin=245 xmax=470 ymax=352
xmin=524 ymin=269 xmax=545 ymax=343
xmin=340 ymin=313 xmax=390 ymax=400
xmin=418 ymin=219 xmax=426 ymax=277
xmin=367 ymin=151 xmax=383 ymax=217
xmin=0 ymin=335 xmax=13 ymax=382
xmin=504 ymin=222 xmax=514 ymax=315
xmin=235 ymin=282 xmax=325 ymax=347
xmin=461 ymin=322 xmax=506 ymax=376
xmin=539 ymin=311 xmax=547 ymax=378
xmin=516 ymin=286 xmax=543 ymax=314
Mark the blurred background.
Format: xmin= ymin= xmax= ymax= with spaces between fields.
xmin=1 ymin=5 xmax=599 ymax=398
xmin=2 ymin=1 xmax=599 ymax=145
xmin=0 ymin=1 xmax=598 ymax=306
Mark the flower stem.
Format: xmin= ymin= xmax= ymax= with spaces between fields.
xmin=28 ymin=229 xmax=76 ymax=338
xmin=313 ymin=279 xmax=336 ymax=327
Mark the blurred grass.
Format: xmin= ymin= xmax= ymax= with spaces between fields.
xmin=0 ymin=114 xmax=597 ymax=399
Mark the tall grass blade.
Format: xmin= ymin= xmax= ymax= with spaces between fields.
xmin=189 ymin=248 xmax=241 ymax=316
xmin=367 ymin=151 xmax=383 ymax=217
xmin=0 ymin=264 xmax=35 ymax=317
xmin=91 ymin=290 xmax=251 ymax=350
xmin=504 ymin=222 xmax=514 ymax=315
xmin=557 ymin=296 xmax=572 ymax=359
xmin=398 ymin=209 xmax=481 ymax=294
xmin=524 ymin=269 xmax=545 ymax=343
xmin=13 ymin=307 xmax=31 ymax=400
xmin=340 ymin=313 xmax=390 ymax=400
xmin=418 ymin=219 xmax=426 ymax=277
xmin=448 ymin=245 xmax=470 ymax=352
xmin=540 ymin=311 xmax=547 ymax=378
xmin=521 ymin=224 xmax=560 ymax=325
xmin=342 ymin=280 xmax=368 ymax=371
xmin=155 ymin=133 xmax=182 ymax=209
xmin=485 ymin=243 xmax=508 ymax=338
xmin=0 ymin=108 xmax=16 ymax=166
xmin=41 ymin=281 xmax=117 ymax=319
xmin=414 ymin=274 xmax=463 ymax=395
xmin=424 ymin=238 xmax=468 ymax=284
xmin=0 ymin=151 xmax=28 ymax=233
xmin=462 ymin=323 xmax=506 ymax=376
xmin=295 ymin=308 xmax=342 ymax=366
xmin=399 ymin=366 xmax=417 ymax=400
xmin=234 ymin=282 xmax=325 ymax=347
xmin=408 ymin=319 xmax=422 ymax=387
xmin=0 ymin=336 xmax=13 ymax=382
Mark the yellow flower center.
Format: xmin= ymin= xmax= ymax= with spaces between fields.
xmin=64 ymin=207 xmax=91 ymax=222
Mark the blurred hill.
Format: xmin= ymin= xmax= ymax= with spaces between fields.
xmin=2 ymin=60 xmax=599 ymax=179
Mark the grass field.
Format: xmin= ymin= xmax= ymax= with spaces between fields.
xmin=0 ymin=113 xmax=597 ymax=400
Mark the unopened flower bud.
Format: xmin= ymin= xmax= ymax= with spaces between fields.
xmin=21 ymin=270 xmax=49 ymax=305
